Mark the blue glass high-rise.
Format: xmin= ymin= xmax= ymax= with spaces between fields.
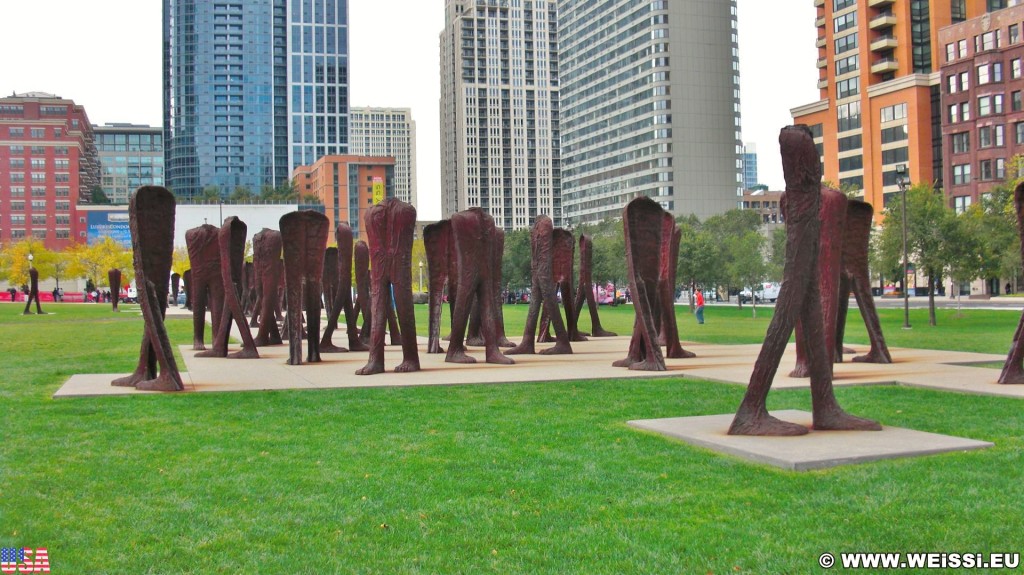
xmin=163 ymin=0 xmax=349 ymax=199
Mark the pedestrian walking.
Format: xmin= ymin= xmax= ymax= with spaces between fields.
xmin=695 ymin=289 xmax=705 ymax=325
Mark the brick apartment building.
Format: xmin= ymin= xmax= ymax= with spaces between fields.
xmin=792 ymin=0 xmax=1012 ymax=214
xmin=0 ymin=92 xmax=99 ymax=250
xmin=940 ymin=3 xmax=1024 ymax=213
xmin=292 ymin=155 xmax=396 ymax=239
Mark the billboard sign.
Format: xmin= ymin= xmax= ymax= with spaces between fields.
xmin=372 ymin=177 xmax=385 ymax=204
xmin=86 ymin=211 xmax=131 ymax=247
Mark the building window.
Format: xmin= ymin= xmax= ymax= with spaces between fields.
xmin=1011 ymin=24 xmax=1020 ymax=45
xmin=952 ymin=164 xmax=971 ymax=185
xmin=951 ymin=0 xmax=967 ymax=22
xmin=833 ymin=0 xmax=854 ymax=9
xmin=837 ymin=77 xmax=860 ymax=99
xmin=838 ymin=134 xmax=862 ymax=152
xmin=1017 ymin=123 xmax=1024 ymax=144
xmin=9 ymin=127 xmax=24 ymax=138
xmin=839 ymin=155 xmax=863 ymax=171
xmin=835 ymin=33 xmax=858 ymax=55
xmin=949 ymin=103 xmax=960 ymax=123
xmin=962 ymin=102 xmax=971 ymax=121
xmin=834 ymin=12 xmax=857 ymax=34
xmin=979 ymin=96 xmax=992 ymax=116
xmin=987 ymin=0 xmax=1007 ymax=10
xmin=946 ymin=43 xmax=957 ymax=62
xmin=882 ymin=147 xmax=909 ymax=165
xmin=978 ymin=64 xmax=991 ymax=84
xmin=993 ymin=62 xmax=1004 ymax=82
xmin=882 ymin=125 xmax=909 ymax=144
xmin=836 ymin=55 xmax=859 ymax=76
xmin=951 ymin=132 xmax=970 ymax=154
xmin=837 ymin=101 xmax=861 ymax=131
xmin=880 ymin=103 xmax=907 ymax=122
xmin=960 ymin=71 xmax=970 ymax=90
xmin=1014 ymin=91 xmax=1023 ymax=111
xmin=980 ymin=159 xmax=994 ymax=181
xmin=953 ymin=196 xmax=972 ymax=214
xmin=30 ymin=128 xmax=45 ymax=138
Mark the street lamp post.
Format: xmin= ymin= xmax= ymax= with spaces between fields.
xmin=895 ymin=163 xmax=911 ymax=330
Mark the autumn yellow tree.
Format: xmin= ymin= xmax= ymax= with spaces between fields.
xmin=0 ymin=238 xmax=56 ymax=286
xmin=172 ymin=245 xmax=191 ymax=277
xmin=67 ymin=237 xmax=134 ymax=288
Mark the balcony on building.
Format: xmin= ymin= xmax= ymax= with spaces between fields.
xmin=868 ymin=0 xmax=895 ymax=6
xmin=814 ymin=0 xmax=824 ymax=6
xmin=815 ymin=15 xmax=826 ymax=28
xmin=871 ymin=57 xmax=899 ymax=74
xmin=817 ymin=57 xmax=828 ymax=68
xmin=870 ymin=34 xmax=898 ymax=52
xmin=816 ymin=34 xmax=827 ymax=48
xmin=817 ymin=77 xmax=829 ymax=89
xmin=869 ymin=11 xmax=897 ymax=30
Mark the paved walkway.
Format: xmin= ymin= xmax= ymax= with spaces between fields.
xmin=55 ymin=321 xmax=1020 ymax=398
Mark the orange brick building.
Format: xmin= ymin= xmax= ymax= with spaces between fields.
xmin=792 ymin=0 xmax=1003 ymax=213
xmin=292 ymin=155 xmax=396 ymax=239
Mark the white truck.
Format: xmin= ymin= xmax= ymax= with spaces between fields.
xmin=740 ymin=282 xmax=781 ymax=303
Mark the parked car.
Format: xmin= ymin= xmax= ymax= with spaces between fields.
xmin=739 ymin=282 xmax=781 ymax=303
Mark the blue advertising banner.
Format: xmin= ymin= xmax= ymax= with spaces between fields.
xmin=86 ymin=211 xmax=131 ymax=247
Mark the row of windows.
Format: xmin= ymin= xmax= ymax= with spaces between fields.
xmin=8 ymin=146 xmax=69 ymax=156
xmin=948 ymin=92 xmax=1019 ymax=122
xmin=6 ymin=127 xmax=63 ymax=138
xmin=951 ymin=158 xmax=1006 ymax=185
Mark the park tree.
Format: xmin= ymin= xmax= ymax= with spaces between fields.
xmin=944 ymin=210 xmax=985 ymax=316
xmin=200 ymin=185 xmax=222 ymax=202
xmin=726 ymin=229 xmax=769 ymax=316
xmin=67 ymin=237 xmax=134 ymax=288
xmin=961 ymin=185 xmax=1019 ymax=294
xmin=90 ymin=186 xmax=112 ymax=205
xmin=172 ymin=246 xmax=191 ymax=277
xmin=701 ymin=209 xmax=763 ymax=302
xmin=768 ymin=226 xmax=787 ymax=283
xmin=230 ymin=185 xmax=255 ymax=203
xmin=501 ymin=227 xmax=533 ymax=293
xmin=877 ymin=183 xmax=957 ymax=326
xmin=676 ymin=215 xmax=717 ymax=310
xmin=0 ymin=238 xmax=56 ymax=286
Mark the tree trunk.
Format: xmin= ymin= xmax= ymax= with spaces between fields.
xmin=927 ymin=269 xmax=937 ymax=327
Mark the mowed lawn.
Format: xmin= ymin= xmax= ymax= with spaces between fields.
xmin=2 ymin=302 xmax=1023 ymax=574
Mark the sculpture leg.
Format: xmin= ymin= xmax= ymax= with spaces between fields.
xmin=191 ymin=281 xmax=209 ymax=350
xmin=999 ymin=313 xmax=1024 ymax=384
xmin=355 ymin=276 xmax=388 ymax=375
xmin=445 ymin=276 xmax=478 ymax=364
xmin=835 ymin=275 xmax=853 ymax=362
xmin=386 ymin=296 xmax=401 ymax=346
xmin=320 ymin=283 xmax=348 ymax=353
xmin=506 ymin=276 xmax=542 ymax=355
xmin=427 ymin=267 xmax=448 ymax=354
xmin=583 ymin=281 xmax=615 ymax=337
xmin=135 ymin=279 xmax=185 ymax=392
xmin=305 ymin=279 xmax=323 ymax=363
xmin=804 ymin=274 xmax=881 ymax=431
xmin=850 ymin=274 xmax=893 ymax=364
xmin=391 ymin=270 xmax=420 ymax=373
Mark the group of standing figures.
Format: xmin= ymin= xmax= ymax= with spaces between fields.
xmin=111 ymin=125 xmax=1024 ymax=441
xmin=112 ymin=191 xmax=620 ymax=392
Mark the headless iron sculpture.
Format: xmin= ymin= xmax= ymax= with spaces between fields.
xmin=999 ymin=181 xmax=1024 ymax=384
xmin=573 ymin=234 xmax=616 ymax=337
xmin=729 ymin=126 xmax=882 ymax=435
xmin=280 ymin=210 xmax=330 ymax=365
xmin=356 ymin=198 xmax=420 ymax=375
xmin=112 ymin=186 xmax=183 ymax=391
xmin=108 ymin=268 xmax=122 ymax=312
xmin=507 ymin=215 xmax=573 ymax=356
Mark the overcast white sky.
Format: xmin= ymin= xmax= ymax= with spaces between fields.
xmin=0 ymin=0 xmax=818 ymax=220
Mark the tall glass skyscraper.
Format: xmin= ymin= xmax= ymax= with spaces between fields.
xmin=163 ymin=0 xmax=349 ymax=199
xmin=558 ymin=0 xmax=742 ymax=224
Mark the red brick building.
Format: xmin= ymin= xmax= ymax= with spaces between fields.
xmin=292 ymin=155 xmax=396 ymax=240
xmin=0 ymin=92 xmax=99 ymax=250
xmin=940 ymin=4 xmax=1024 ymax=213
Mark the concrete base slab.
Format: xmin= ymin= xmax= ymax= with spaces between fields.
xmin=628 ymin=410 xmax=994 ymax=471
xmin=54 ymin=310 xmax=1023 ymax=398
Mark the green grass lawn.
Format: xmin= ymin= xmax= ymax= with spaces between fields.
xmin=2 ymin=302 xmax=1023 ymax=573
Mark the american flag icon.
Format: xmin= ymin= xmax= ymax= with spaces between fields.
xmin=0 ymin=547 xmax=49 ymax=573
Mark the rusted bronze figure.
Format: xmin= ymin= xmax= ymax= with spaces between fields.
xmin=507 ymin=215 xmax=572 ymax=356
xmin=573 ymin=234 xmax=616 ymax=337
xmin=112 ymin=186 xmax=183 ymax=391
xmin=22 ymin=267 xmax=45 ymax=315
xmin=613 ymin=198 xmax=693 ymax=371
xmin=538 ymin=228 xmax=585 ymax=343
xmin=320 ymin=224 xmax=366 ymax=353
xmin=437 ymin=208 xmax=513 ymax=365
xmin=251 ymin=227 xmax=283 ymax=347
xmin=999 ymin=182 xmax=1024 ymax=384
xmin=791 ymin=193 xmax=892 ymax=376
xmin=170 ymin=272 xmax=180 ymax=307
xmin=729 ymin=126 xmax=882 ymax=435
xmin=280 ymin=210 xmax=330 ymax=365
xmin=198 ymin=217 xmax=259 ymax=359
xmin=108 ymin=268 xmax=122 ymax=312
xmin=356 ymin=198 xmax=420 ymax=374
xmin=424 ymin=220 xmax=454 ymax=354
xmin=836 ymin=200 xmax=892 ymax=364
xmin=185 ymin=224 xmax=223 ymax=350
xmin=354 ymin=240 xmax=371 ymax=345
xmin=466 ymin=226 xmax=514 ymax=348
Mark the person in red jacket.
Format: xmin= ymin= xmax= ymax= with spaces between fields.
xmin=695 ymin=289 xmax=705 ymax=324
